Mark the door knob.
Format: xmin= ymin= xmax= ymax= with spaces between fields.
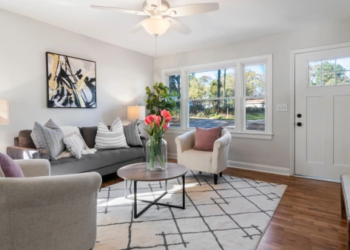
xmin=297 ymin=122 xmax=302 ymax=127
xmin=297 ymin=114 xmax=302 ymax=118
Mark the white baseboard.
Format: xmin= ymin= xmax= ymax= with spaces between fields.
xmin=168 ymin=151 xmax=290 ymax=176
xmin=228 ymin=160 xmax=290 ymax=176
xmin=168 ymin=152 xmax=290 ymax=176
xmin=168 ymin=152 xmax=177 ymax=160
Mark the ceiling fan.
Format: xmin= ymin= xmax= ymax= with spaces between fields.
xmin=90 ymin=0 xmax=219 ymax=36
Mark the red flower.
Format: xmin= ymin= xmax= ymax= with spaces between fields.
xmin=144 ymin=115 xmax=151 ymax=125
xmin=161 ymin=109 xmax=171 ymax=117
xmin=164 ymin=115 xmax=172 ymax=123
xmin=145 ymin=115 xmax=157 ymax=125
xmin=155 ymin=115 xmax=161 ymax=126
xmin=164 ymin=123 xmax=169 ymax=130
xmin=161 ymin=109 xmax=172 ymax=122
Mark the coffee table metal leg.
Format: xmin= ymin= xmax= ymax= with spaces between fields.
xmin=182 ymin=174 xmax=185 ymax=209
xmin=134 ymin=180 xmax=137 ymax=218
xmin=132 ymin=176 xmax=186 ymax=218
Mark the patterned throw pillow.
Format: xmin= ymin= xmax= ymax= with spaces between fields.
xmin=30 ymin=119 xmax=65 ymax=160
xmin=123 ymin=119 xmax=142 ymax=146
xmin=63 ymin=133 xmax=86 ymax=159
xmin=95 ymin=117 xmax=129 ymax=150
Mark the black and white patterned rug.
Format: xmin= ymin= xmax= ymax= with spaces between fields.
xmin=96 ymin=171 xmax=287 ymax=250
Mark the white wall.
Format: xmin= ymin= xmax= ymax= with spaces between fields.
xmin=155 ymin=19 xmax=350 ymax=174
xmin=0 ymin=9 xmax=154 ymax=153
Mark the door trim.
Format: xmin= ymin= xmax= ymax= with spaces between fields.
xmin=290 ymin=42 xmax=350 ymax=176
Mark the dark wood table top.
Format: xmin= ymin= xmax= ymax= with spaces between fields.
xmin=117 ymin=162 xmax=188 ymax=182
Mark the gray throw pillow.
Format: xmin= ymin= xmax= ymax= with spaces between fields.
xmin=123 ymin=119 xmax=142 ymax=146
xmin=30 ymin=119 xmax=65 ymax=160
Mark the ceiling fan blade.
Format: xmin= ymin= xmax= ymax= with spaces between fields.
xmin=90 ymin=5 xmax=147 ymax=16
xmin=131 ymin=20 xmax=146 ymax=33
xmin=166 ymin=3 xmax=219 ymax=17
xmin=166 ymin=18 xmax=191 ymax=35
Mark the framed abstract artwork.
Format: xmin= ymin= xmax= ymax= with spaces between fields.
xmin=46 ymin=52 xmax=97 ymax=108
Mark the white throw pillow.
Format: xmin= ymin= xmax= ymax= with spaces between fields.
xmin=95 ymin=117 xmax=129 ymax=150
xmin=63 ymin=133 xmax=85 ymax=159
xmin=60 ymin=126 xmax=82 ymax=138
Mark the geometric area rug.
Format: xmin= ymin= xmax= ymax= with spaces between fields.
xmin=95 ymin=171 xmax=287 ymax=250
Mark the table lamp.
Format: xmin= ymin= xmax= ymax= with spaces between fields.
xmin=127 ymin=105 xmax=145 ymax=134
xmin=0 ymin=100 xmax=9 ymax=125
xmin=127 ymin=105 xmax=146 ymax=122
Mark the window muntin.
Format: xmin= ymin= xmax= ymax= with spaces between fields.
xmin=188 ymin=68 xmax=235 ymax=129
xmin=244 ymin=64 xmax=266 ymax=131
xmin=168 ymin=74 xmax=181 ymax=127
xmin=308 ymin=57 xmax=350 ymax=86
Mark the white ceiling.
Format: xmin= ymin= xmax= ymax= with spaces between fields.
xmin=1 ymin=0 xmax=350 ymax=57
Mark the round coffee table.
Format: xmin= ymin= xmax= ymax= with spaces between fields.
xmin=118 ymin=162 xmax=188 ymax=218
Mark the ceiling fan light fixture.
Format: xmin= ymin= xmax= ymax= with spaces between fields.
xmin=142 ymin=17 xmax=170 ymax=36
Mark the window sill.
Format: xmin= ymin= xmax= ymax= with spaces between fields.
xmin=165 ymin=128 xmax=273 ymax=140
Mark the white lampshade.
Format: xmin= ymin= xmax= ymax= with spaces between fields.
xmin=142 ymin=17 xmax=170 ymax=36
xmin=127 ymin=106 xmax=146 ymax=121
xmin=0 ymin=99 xmax=9 ymax=125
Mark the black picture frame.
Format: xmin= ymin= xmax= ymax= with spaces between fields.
xmin=46 ymin=52 xmax=97 ymax=109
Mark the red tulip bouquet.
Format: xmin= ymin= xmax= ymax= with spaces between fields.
xmin=144 ymin=110 xmax=172 ymax=171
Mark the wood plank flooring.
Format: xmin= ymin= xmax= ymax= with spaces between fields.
xmin=101 ymin=161 xmax=347 ymax=249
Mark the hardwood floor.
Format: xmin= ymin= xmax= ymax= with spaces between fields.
xmin=101 ymin=161 xmax=347 ymax=250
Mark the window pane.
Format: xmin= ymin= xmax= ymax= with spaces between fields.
xmin=170 ymin=101 xmax=181 ymax=127
xmin=188 ymin=99 xmax=235 ymax=129
xmin=245 ymin=64 xmax=266 ymax=97
xmin=168 ymin=75 xmax=181 ymax=100
xmin=246 ymin=98 xmax=265 ymax=131
xmin=322 ymin=59 xmax=335 ymax=73
xmin=336 ymin=71 xmax=350 ymax=85
xmin=309 ymin=61 xmax=321 ymax=74
xmin=189 ymin=68 xmax=235 ymax=99
xmin=322 ymin=73 xmax=335 ymax=86
xmin=336 ymin=58 xmax=350 ymax=71
xmin=309 ymin=74 xmax=321 ymax=86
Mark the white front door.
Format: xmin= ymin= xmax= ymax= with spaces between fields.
xmin=295 ymin=46 xmax=350 ymax=180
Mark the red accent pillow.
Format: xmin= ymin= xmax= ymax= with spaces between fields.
xmin=193 ymin=126 xmax=222 ymax=151
xmin=0 ymin=153 xmax=24 ymax=178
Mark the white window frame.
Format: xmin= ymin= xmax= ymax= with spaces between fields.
xmin=162 ymin=54 xmax=273 ymax=140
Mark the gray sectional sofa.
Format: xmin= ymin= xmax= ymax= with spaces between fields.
xmin=7 ymin=127 xmax=147 ymax=176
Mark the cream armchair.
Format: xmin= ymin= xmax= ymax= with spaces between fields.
xmin=175 ymin=129 xmax=232 ymax=184
xmin=0 ymin=159 xmax=102 ymax=250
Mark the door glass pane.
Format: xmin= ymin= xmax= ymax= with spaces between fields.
xmin=245 ymin=64 xmax=266 ymax=96
xmin=168 ymin=75 xmax=181 ymax=101
xmin=309 ymin=61 xmax=322 ymax=74
xmin=189 ymin=68 xmax=235 ymax=99
xmin=336 ymin=71 xmax=350 ymax=85
xmin=322 ymin=59 xmax=336 ymax=73
xmin=309 ymin=74 xmax=321 ymax=86
xmin=322 ymin=73 xmax=335 ymax=86
xmin=170 ymin=101 xmax=181 ymax=127
xmin=188 ymin=99 xmax=235 ymax=129
xmin=245 ymin=98 xmax=265 ymax=131
xmin=336 ymin=58 xmax=350 ymax=71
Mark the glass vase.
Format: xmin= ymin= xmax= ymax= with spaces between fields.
xmin=146 ymin=135 xmax=167 ymax=171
